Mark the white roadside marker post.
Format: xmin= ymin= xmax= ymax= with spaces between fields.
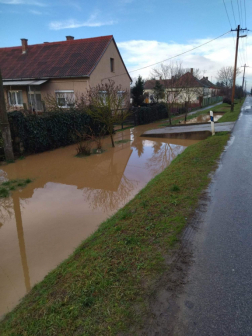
xmin=210 ymin=110 xmax=215 ymax=136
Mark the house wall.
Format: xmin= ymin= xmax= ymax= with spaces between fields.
xmin=40 ymin=78 xmax=89 ymax=99
xmin=89 ymin=40 xmax=131 ymax=91
xmin=144 ymin=87 xmax=205 ymax=104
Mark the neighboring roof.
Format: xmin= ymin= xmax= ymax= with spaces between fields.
xmin=173 ymin=72 xmax=208 ymax=88
xmin=3 ymin=79 xmax=48 ymax=86
xmin=0 ymin=35 xmax=130 ymax=80
xmin=144 ymin=79 xmax=172 ymax=90
xmin=144 ymin=73 xmax=208 ymax=90
xmin=200 ymin=77 xmax=218 ymax=88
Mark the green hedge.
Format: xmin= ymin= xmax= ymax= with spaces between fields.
xmin=133 ymin=103 xmax=168 ymax=125
xmin=8 ymin=111 xmax=106 ymax=154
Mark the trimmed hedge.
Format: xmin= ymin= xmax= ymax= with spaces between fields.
xmin=8 ymin=111 xmax=106 ymax=154
xmin=133 ymin=103 xmax=168 ymax=125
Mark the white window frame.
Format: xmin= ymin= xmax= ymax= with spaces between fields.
xmin=55 ymin=90 xmax=75 ymax=108
xmin=8 ymin=90 xmax=23 ymax=106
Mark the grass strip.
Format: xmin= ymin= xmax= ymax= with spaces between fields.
xmin=0 ymin=133 xmax=229 ymax=336
xmin=217 ymin=99 xmax=244 ymax=122
xmin=0 ymin=178 xmax=32 ymax=198
xmin=160 ymin=99 xmax=244 ymax=127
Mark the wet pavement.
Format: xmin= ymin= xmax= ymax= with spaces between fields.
xmin=142 ymin=122 xmax=235 ymax=139
xmin=0 ymin=122 xmax=198 ymax=317
xmin=171 ymin=96 xmax=252 ymax=335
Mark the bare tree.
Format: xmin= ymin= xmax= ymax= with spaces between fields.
xmin=86 ymin=80 xmax=130 ymax=147
xmin=0 ymin=70 xmax=14 ymax=161
xmin=217 ymin=66 xmax=242 ymax=88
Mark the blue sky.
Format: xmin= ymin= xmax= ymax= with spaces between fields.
xmin=0 ymin=0 xmax=251 ymax=87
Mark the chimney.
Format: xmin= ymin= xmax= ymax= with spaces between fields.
xmin=191 ymin=68 xmax=193 ymax=75
xmin=159 ymin=76 xmax=162 ymax=80
xmin=66 ymin=36 xmax=74 ymax=41
xmin=21 ymin=38 xmax=28 ymax=54
xmin=206 ymin=77 xmax=208 ymax=80
xmin=44 ymin=42 xmax=49 ymax=44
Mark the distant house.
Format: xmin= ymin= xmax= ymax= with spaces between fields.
xmin=199 ymin=76 xmax=220 ymax=97
xmin=144 ymin=69 xmax=219 ymax=106
xmin=0 ymin=35 xmax=131 ymax=112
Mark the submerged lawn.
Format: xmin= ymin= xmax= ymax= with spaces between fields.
xmin=0 ymin=133 xmax=230 ymax=336
xmin=160 ymin=99 xmax=244 ymax=127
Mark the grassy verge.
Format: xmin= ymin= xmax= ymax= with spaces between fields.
xmin=217 ymin=99 xmax=244 ymax=122
xmin=160 ymin=99 xmax=244 ymax=127
xmin=0 ymin=178 xmax=32 ymax=198
xmin=0 ymin=133 xmax=230 ymax=336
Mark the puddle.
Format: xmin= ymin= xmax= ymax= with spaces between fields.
xmin=0 ymin=122 xmax=198 ymax=316
xmin=180 ymin=114 xmax=224 ymax=124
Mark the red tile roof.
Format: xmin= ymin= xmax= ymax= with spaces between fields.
xmin=144 ymin=73 xmax=208 ymax=90
xmin=0 ymin=35 xmax=114 ymax=80
xmin=173 ymin=72 xmax=207 ymax=88
xmin=144 ymin=79 xmax=172 ymax=90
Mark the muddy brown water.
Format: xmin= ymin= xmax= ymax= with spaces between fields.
xmin=180 ymin=113 xmax=224 ymax=124
xmin=0 ymin=122 xmax=198 ymax=317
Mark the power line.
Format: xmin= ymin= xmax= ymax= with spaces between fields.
xmin=102 ymin=31 xmax=231 ymax=81
xmin=244 ymin=0 xmax=247 ymax=27
xmin=236 ymin=0 xmax=242 ymax=23
xmin=231 ymin=0 xmax=237 ymax=26
xmin=223 ymin=0 xmax=233 ymax=28
xmin=239 ymin=0 xmax=243 ymax=26
xmin=223 ymin=0 xmax=242 ymax=66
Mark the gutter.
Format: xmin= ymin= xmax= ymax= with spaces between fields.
xmin=3 ymin=75 xmax=90 ymax=81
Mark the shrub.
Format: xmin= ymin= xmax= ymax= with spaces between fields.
xmin=8 ymin=111 xmax=107 ymax=154
xmin=133 ymin=103 xmax=168 ymax=125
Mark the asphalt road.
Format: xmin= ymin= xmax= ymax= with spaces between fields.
xmin=173 ymin=97 xmax=252 ymax=336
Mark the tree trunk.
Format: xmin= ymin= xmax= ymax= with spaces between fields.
xmin=110 ymin=133 xmax=115 ymax=147
xmin=0 ymin=70 xmax=14 ymax=161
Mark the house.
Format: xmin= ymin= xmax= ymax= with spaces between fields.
xmin=200 ymin=76 xmax=220 ymax=97
xmin=0 ymin=35 xmax=131 ymax=112
xmin=144 ymin=69 xmax=213 ymax=106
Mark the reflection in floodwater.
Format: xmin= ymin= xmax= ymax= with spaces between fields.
xmin=12 ymin=194 xmax=31 ymax=293
xmin=85 ymin=174 xmax=138 ymax=212
xmin=146 ymin=143 xmax=182 ymax=176
xmin=0 ymin=122 xmax=199 ymax=316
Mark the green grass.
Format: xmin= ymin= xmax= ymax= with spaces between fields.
xmin=160 ymin=99 xmax=244 ymax=127
xmin=0 ymin=178 xmax=32 ymax=198
xmin=217 ymin=100 xmax=244 ymax=123
xmin=0 ymin=133 xmax=230 ymax=336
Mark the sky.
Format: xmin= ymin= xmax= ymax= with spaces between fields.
xmin=0 ymin=0 xmax=251 ymax=89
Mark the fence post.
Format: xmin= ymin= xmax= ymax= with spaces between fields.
xmin=210 ymin=110 xmax=215 ymax=135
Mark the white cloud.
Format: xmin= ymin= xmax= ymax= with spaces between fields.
xmin=117 ymin=35 xmax=252 ymax=87
xmin=0 ymin=0 xmax=46 ymax=6
xmin=29 ymin=9 xmax=42 ymax=14
xmin=49 ymin=13 xmax=116 ymax=30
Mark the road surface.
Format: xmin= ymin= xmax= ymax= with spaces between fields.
xmin=173 ymin=96 xmax=252 ymax=335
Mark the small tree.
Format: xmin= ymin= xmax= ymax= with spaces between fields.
xmin=86 ymin=80 xmax=130 ymax=147
xmin=153 ymin=81 xmax=165 ymax=102
xmin=131 ymin=75 xmax=145 ymax=106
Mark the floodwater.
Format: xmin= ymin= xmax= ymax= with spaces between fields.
xmin=0 ymin=122 xmax=199 ymax=317
xmin=180 ymin=113 xmax=224 ymax=124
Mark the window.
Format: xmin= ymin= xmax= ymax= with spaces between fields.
xmin=55 ymin=91 xmax=75 ymax=108
xmin=9 ymin=90 xmax=23 ymax=106
xmin=110 ymin=58 xmax=114 ymax=72
xmin=98 ymin=91 xmax=107 ymax=104
xmin=28 ymin=91 xmax=43 ymax=111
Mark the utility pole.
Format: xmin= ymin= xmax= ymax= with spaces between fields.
xmin=241 ymin=64 xmax=249 ymax=94
xmin=0 ymin=69 xmax=14 ymax=161
xmin=230 ymin=25 xmax=247 ymax=111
